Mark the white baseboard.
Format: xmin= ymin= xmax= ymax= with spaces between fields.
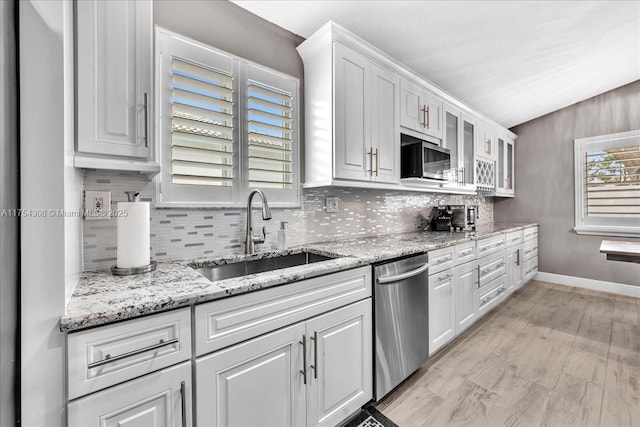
xmin=535 ymin=271 xmax=640 ymax=298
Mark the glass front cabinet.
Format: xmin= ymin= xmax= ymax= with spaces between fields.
xmin=495 ymin=134 xmax=515 ymax=196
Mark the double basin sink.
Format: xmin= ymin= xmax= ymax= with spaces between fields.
xmin=194 ymin=251 xmax=338 ymax=282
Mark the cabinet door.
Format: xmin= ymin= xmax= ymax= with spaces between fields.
xmin=477 ymin=121 xmax=498 ymax=161
xmin=443 ymin=104 xmax=460 ymax=178
xmin=421 ymin=91 xmax=443 ymax=139
xmin=461 ymin=113 xmax=476 ymax=188
xmin=400 ymin=79 xmax=442 ymax=139
xmin=505 ymin=138 xmax=515 ymax=194
xmin=196 ymin=323 xmax=306 ymax=427
xmin=370 ymin=65 xmax=400 ymax=183
xmin=400 ymin=79 xmax=422 ymax=131
xmin=68 ymin=362 xmax=191 ymax=427
xmin=455 ymin=262 xmax=477 ymax=333
xmin=429 ymin=273 xmax=455 ymax=355
xmin=77 ymin=0 xmax=152 ymax=158
xmin=333 ymin=42 xmax=371 ymax=181
xmin=306 ymin=300 xmax=372 ymax=427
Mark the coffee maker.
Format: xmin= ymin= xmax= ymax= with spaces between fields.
xmin=449 ymin=205 xmax=478 ymax=231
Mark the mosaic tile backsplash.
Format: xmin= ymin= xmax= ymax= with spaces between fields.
xmin=83 ymin=170 xmax=494 ymax=271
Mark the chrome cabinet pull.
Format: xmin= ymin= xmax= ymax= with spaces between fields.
xmin=510 ymin=237 xmax=520 ymax=242
xmin=180 ymin=381 xmax=187 ymax=427
xmin=310 ymin=332 xmax=318 ymax=379
xmin=436 ymin=257 xmax=451 ymax=264
xmin=516 ymin=249 xmax=521 ymax=266
xmin=143 ymin=92 xmax=149 ymax=148
xmin=88 ymin=338 xmax=179 ymax=369
xmin=476 ymin=265 xmax=481 ymax=288
xmin=437 ymin=273 xmax=453 ymax=281
xmin=375 ymin=148 xmax=379 ymax=176
xmin=425 ymin=105 xmax=430 ymax=129
xmin=368 ymin=149 xmax=374 ymax=175
xmin=299 ymin=335 xmax=307 ymax=385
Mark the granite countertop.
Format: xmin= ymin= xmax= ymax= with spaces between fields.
xmin=61 ymin=223 xmax=538 ymax=332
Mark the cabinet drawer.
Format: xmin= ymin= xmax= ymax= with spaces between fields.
xmin=505 ymin=230 xmax=523 ymax=247
xmin=476 ymin=234 xmax=506 ymax=258
xmin=478 ymin=251 xmax=506 ymax=290
xmin=477 ymin=275 xmax=507 ymax=316
xmin=523 ymin=226 xmax=539 ymax=241
xmin=428 ymin=246 xmax=455 ymax=275
xmin=523 ymin=256 xmax=539 ymax=281
xmin=455 ymin=242 xmax=476 ymax=265
xmin=68 ymin=361 xmax=191 ymax=427
xmin=523 ymin=238 xmax=538 ymax=261
xmin=195 ymin=266 xmax=371 ymax=356
xmin=67 ymin=308 xmax=191 ymax=400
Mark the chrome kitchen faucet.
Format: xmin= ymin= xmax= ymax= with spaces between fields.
xmin=244 ymin=189 xmax=272 ymax=254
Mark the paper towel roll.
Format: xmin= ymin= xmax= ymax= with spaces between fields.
xmin=116 ymin=201 xmax=150 ymax=268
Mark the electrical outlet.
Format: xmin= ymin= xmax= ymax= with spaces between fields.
xmin=85 ymin=190 xmax=111 ymax=220
xmin=325 ymin=196 xmax=338 ymax=213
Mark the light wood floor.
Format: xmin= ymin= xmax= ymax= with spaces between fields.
xmin=375 ymin=280 xmax=640 ymax=427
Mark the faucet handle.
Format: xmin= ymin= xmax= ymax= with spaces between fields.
xmin=253 ymin=226 xmax=266 ymax=245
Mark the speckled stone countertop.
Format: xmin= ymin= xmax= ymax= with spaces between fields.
xmin=61 ymin=223 xmax=537 ymax=332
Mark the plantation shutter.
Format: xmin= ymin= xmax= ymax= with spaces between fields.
xmin=585 ymin=145 xmax=640 ymax=218
xmin=247 ymin=81 xmax=294 ymax=189
xmin=171 ymin=58 xmax=234 ymax=186
xmin=245 ymin=64 xmax=299 ymax=205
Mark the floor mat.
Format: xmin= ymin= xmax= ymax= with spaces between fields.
xmin=343 ymin=405 xmax=400 ymax=427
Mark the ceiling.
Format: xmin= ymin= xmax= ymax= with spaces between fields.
xmin=231 ymin=0 xmax=640 ymax=128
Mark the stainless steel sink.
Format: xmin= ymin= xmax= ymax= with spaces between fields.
xmin=194 ymin=251 xmax=338 ymax=282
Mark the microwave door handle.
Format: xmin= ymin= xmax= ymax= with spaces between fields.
xmin=377 ymin=263 xmax=430 ymax=284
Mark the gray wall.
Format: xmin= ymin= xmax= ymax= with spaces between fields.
xmin=494 ymin=80 xmax=640 ymax=286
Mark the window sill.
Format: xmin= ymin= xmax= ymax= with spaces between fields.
xmin=574 ymin=225 xmax=640 ymax=238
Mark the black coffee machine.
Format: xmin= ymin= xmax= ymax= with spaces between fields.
xmin=430 ymin=206 xmax=452 ymax=231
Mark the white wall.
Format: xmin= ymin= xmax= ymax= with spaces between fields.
xmin=19 ymin=1 xmax=81 ymax=425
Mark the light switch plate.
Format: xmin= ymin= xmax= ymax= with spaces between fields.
xmin=325 ymin=196 xmax=338 ymax=213
xmin=85 ymin=190 xmax=111 ymax=220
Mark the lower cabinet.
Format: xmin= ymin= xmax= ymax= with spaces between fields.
xmin=506 ymin=243 xmax=524 ymax=293
xmin=68 ymin=361 xmax=192 ymax=427
xmin=428 ymin=271 xmax=455 ymax=355
xmin=455 ymin=261 xmax=477 ymax=333
xmin=195 ymin=299 xmax=372 ymax=427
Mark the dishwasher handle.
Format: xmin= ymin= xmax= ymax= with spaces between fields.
xmin=377 ymin=263 xmax=430 ymax=284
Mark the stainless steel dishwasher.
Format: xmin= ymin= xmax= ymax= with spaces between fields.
xmin=374 ymin=253 xmax=430 ymax=400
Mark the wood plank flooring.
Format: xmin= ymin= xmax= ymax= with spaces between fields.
xmin=375 ymin=280 xmax=640 ymax=427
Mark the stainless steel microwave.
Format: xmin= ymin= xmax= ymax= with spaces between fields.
xmin=400 ymin=133 xmax=451 ymax=180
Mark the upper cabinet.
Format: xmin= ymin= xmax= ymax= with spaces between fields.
xmin=75 ymin=0 xmax=160 ymax=173
xmin=300 ymin=36 xmax=400 ymax=187
xmin=298 ymin=22 xmax=516 ymax=195
xmin=400 ymin=80 xmax=443 ymax=140
xmin=494 ymin=133 xmax=515 ymax=197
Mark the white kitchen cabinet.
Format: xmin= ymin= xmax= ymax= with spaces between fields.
xmin=333 ymin=42 xmax=370 ymax=181
xmin=495 ymin=134 xmax=516 ymax=196
xmin=455 ymin=261 xmax=477 ymax=333
xmin=443 ymin=104 xmax=478 ymax=191
xmin=506 ymin=244 xmax=524 ymax=293
xmin=476 ymin=120 xmax=496 ymax=161
xmin=305 ymin=300 xmax=372 ymax=427
xmin=196 ymin=322 xmax=307 ymax=427
xmin=68 ymin=361 xmax=192 ymax=427
xmin=76 ymin=0 xmax=159 ymax=171
xmin=461 ymin=113 xmax=477 ymax=188
xmin=400 ymin=79 xmax=443 ymax=140
xmin=370 ymin=63 xmax=401 ymax=183
xmin=333 ymin=43 xmax=400 ymax=183
xmin=428 ymin=270 xmax=455 ymax=355
xmin=196 ymin=300 xmax=372 ymax=427
xmin=300 ymin=38 xmax=399 ymax=187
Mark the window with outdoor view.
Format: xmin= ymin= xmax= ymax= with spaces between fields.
xmin=574 ymin=130 xmax=640 ymax=237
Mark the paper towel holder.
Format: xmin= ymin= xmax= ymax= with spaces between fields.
xmin=111 ymin=260 xmax=157 ymax=276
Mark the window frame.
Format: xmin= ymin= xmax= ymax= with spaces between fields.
xmin=154 ymin=27 xmax=300 ymax=208
xmin=574 ymin=129 xmax=640 ymax=237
